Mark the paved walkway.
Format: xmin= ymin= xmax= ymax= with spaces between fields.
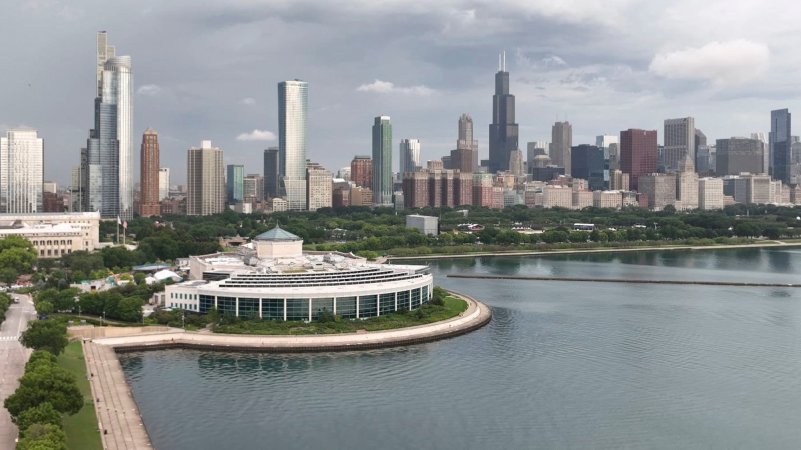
xmin=0 ymin=294 xmax=35 ymax=449
xmin=95 ymin=293 xmax=491 ymax=352
xmin=83 ymin=341 xmax=153 ymax=450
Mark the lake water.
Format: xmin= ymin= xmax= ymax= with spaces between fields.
xmin=119 ymin=247 xmax=801 ymax=449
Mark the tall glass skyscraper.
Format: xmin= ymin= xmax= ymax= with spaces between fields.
xmin=372 ymin=116 xmax=393 ymax=206
xmin=226 ymin=164 xmax=244 ymax=204
xmin=278 ymin=80 xmax=308 ymax=211
xmin=399 ymin=138 xmax=420 ymax=175
xmin=488 ymin=53 xmax=518 ymax=173
xmin=770 ymin=108 xmax=792 ymax=185
xmin=82 ymin=31 xmax=133 ymax=220
xmin=263 ymin=147 xmax=279 ymax=199
xmin=0 ymin=129 xmax=43 ymax=213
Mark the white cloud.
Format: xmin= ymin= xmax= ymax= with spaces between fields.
xmin=137 ymin=84 xmax=163 ymax=96
xmin=649 ymin=40 xmax=770 ymax=86
xmin=356 ymin=79 xmax=435 ymax=96
xmin=236 ymin=129 xmax=276 ymax=141
xmin=240 ymin=97 xmax=256 ymax=105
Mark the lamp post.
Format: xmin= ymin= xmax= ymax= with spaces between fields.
xmin=101 ymin=309 xmax=105 ymax=327
xmin=74 ymin=297 xmax=80 ymax=318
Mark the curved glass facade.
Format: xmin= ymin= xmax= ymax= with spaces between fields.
xmin=177 ymin=284 xmax=432 ymax=322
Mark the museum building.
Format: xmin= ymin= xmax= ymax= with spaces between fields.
xmin=165 ymin=226 xmax=433 ymax=321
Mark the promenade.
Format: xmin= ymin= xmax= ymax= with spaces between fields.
xmin=82 ymin=293 xmax=490 ymax=449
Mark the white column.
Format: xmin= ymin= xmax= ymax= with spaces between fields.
xmin=333 ymin=298 xmax=337 ymax=315
xmin=283 ymin=298 xmax=287 ymax=321
xmin=235 ymin=298 xmax=239 ymax=317
xmin=394 ymin=292 xmax=398 ymax=311
xmin=376 ymin=294 xmax=381 ymax=317
xmin=307 ymin=299 xmax=312 ymax=322
xmin=356 ymin=296 xmax=360 ymax=319
xmin=258 ymin=298 xmax=262 ymax=319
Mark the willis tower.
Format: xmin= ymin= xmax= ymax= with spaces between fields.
xmin=489 ymin=52 xmax=519 ymax=173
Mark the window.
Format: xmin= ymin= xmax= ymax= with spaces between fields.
xmin=261 ymin=299 xmax=283 ymax=320
xmin=336 ymin=297 xmax=357 ymax=319
xmin=217 ymin=296 xmax=236 ymax=315
xmin=422 ymin=285 xmax=429 ymax=304
xmin=397 ymin=290 xmax=410 ymax=311
xmin=238 ymin=298 xmax=259 ymax=319
xmin=411 ymin=288 xmax=421 ymax=309
xmin=379 ymin=293 xmax=395 ymax=314
xmin=359 ymin=295 xmax=378 ymax=318
xmin=312 ymin=298 xmax=333 ymax=320
xmin=286 ymin=299 xmax=309 ymax=321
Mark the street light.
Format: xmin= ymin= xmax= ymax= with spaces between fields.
xmin=101 ymin=309 xmax=105 ymax=327
xmin=74 ymin=297 xmax=80 ymax=318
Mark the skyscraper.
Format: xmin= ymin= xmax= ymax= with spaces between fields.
xmin=82 ymin=31 xmax=133 ymax=220
xmin=186 ymin=140 xmax=224 ymax=216
xmin=306 ymin=163 xmax=333 ymax=211
xmin=278 ymin=80 xmax=308 ymax=210
xmin=508 ymin=149 xmax=524 ymax=177
xmin=716 ymin=138 xmax=764 ymax=175
xmin=620 ymin=129 xmax=657 ymax=191
xmin=350 ymin=155 xmax=372 ymax=188
xmin=663 ymin=117 xmax=696 ymax=173
xmin=158 ymin=168 xmax=170 ymax=200
xmin=399 ymin=138 xmax=421 ymax=175
xmin=372 ymin=116 xmax=392 ymax=206
xmin=139 ymin=129 xmax=160 ymax=217
xmin=770 ymin=108 xmax=792 ymax=185
xmin=550 ymin=122 xmax=572 ymax=174
xmin=571 ymin=145 xmax=605 ymax=190
xmin=263 ymin=147 xmax=279 ymax=199
xmin=457 ymin=114 xmax=478 ymax=172
xmin=226 ymin=164 xmax=244 ymax=204
xmin=488 ymin=53 xmax=518 ymax=173
xmin=0 ymin=129 xmax=43 ymax=213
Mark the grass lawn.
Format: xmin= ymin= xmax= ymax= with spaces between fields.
xmin=57 ymin=341 xmax=103 ymax=450
xmin=214 ymin=295 xmax=469 ymax=335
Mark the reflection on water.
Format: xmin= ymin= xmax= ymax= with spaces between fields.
xmin=120 ymin=248 xmax=801 ymax=450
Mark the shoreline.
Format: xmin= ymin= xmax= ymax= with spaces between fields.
xmin=387 ymin=240 xmax=801 ymax=261
xmin=81 ymin=292 xmax=490 ymax=449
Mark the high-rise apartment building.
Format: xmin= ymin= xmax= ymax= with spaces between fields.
xmin=716 ymin=138 xmax=764 ymax=175
xmin=350 ymin=155 xmax=372 ymax=189
xmin=676 ymin=155 xmax=699 ymax=210
xmin=770 ymin=108 xmax=792 ymax=185
xmin=306 ymin=163 xmax=332 ymax=211
xmin=550 ymin=122 xmax=573 ymax=174
xmin=243 ymin=174 xmax=264 ymax=202
xmin=526 ymin=141 xmax=548 ymax=167
xmin=638 ymin=173 xmax=676 ymax=210
xmin=698 ymin=177 xmax=724 ymax=210
xmin=456 ymin=114 xmax=478 ymax=172
xmin=186 ymin=140 xmax=224 ymax=216
xmin=508 ymin=149 xmax=524 ymax=177
xmin=488 ymin=53 xmax=519 ymax=173
xmin=278 ymin=80 xmax=308 ymax=210
xmin=0 ymin=129 xmax=43 ymax=213
xmin=158 ymin=168 xmax=170 ymax=200
xmin=663 ymin=117 xmax=695 ymax=173
xmin=399 ymin=138 xmax=421 ymax=175
xmin=372 ymin=116 xmax=393 ymax=206
xmin=139 ymin=129 xmax=160 ymax=217
xmin=620 ymin=129 xmax=657 ymax=191
xmin=263 ymin=147 xmax=279 ymax=199
xmin=82 ymin=31 xmax=133 ymax=220
xmin=226 ymin=164 xmax=244 ymax=204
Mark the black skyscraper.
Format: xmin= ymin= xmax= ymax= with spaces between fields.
xmin=264 ymin=147 xmax=280 ymax=199
xmin=489 ymin=53 xmax=518 ymax=173
xmin=770 ymin=108 xmax=792 ymax=185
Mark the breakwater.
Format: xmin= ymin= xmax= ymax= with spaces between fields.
xmin=447 ymin=274 xmax=801 ymax=288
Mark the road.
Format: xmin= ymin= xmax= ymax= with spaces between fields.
xmin=0 ymin=293 xmax=35 ymax=448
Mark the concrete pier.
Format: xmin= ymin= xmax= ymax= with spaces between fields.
xmin=83 ymin=341 xmax=153 ymax=450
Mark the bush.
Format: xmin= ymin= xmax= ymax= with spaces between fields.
xmin=16 ymin=402 xmax=62 ymax=435
xmin=16 ymin=423 xmax=67 ymax=450
xmin=20 ymin=321 xmax=68 ymax=356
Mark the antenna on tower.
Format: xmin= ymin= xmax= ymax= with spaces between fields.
xmin=498 ymin=52 xmax=502 ymax=71
xmin=502 ymin=51 xmax=506 ymax=71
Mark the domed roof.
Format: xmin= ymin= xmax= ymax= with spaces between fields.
xmin=254 ymin=225 xmax=301 ymax=241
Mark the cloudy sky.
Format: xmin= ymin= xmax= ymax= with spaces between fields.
xmin=3 ymin=0 xmax=801 ymax=186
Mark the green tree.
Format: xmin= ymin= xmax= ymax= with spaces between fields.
xmin=16 ymin=402 xmax=62 ymax=434
xmin=16 ymin=423 xmax=68 ymax=450
xmin=35 ymin=301 xmax=53 ymax=316
xmin=20 ymin=321 xmax=68 ymax=355
xmin=117 ymin=297 xmax=143 ymax=322
xmin=5 ymin=353 xmax=83 ymax=420
xmin=733 ymin=222 xmax=761 ymax=238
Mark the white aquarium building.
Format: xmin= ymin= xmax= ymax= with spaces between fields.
xmin=165 ymin=226 xmax=433 ymax=320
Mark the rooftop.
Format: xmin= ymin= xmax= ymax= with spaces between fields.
xmin=254 ymin=226 xmax=301 ymax=241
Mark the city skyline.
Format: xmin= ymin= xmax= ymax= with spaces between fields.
xmin=4 ymin=1 xmax=801 ymax=187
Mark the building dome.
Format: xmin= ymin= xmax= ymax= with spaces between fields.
xmin=254 ymin=225 xmax=301 ymax=242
